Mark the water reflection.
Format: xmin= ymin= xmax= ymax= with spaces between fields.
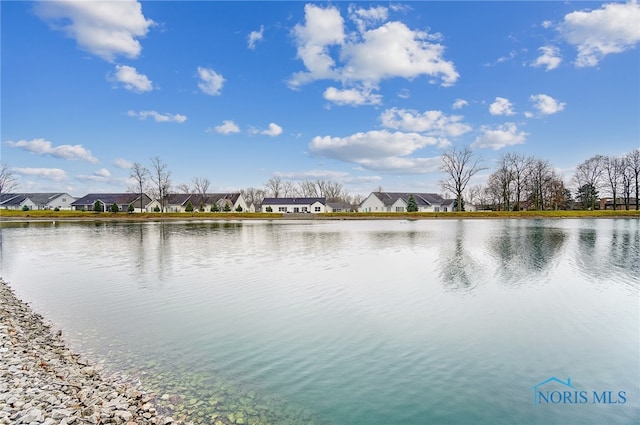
xmin=575 ymin=219 xmax=639 ymax=286
xmin=438 ymin=220 xmax=482 ymax=291
xmin=488 ymin=221 xmax=567 ymax=285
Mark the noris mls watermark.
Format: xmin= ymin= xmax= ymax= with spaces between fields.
xmin=531 ymin=377 xmax=627 ymax=406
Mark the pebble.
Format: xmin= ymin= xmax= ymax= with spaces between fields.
xmin=0 ymin=279 xmax=183 ymax=425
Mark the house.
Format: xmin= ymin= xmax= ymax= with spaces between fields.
xmin=358 ymin=192 xmax=447 ymax=213
xmin=0 ymin=193 xmax=76 ymax=210
xmin=261 ymin=197 xmax=326 ymax=213
xmin=164 ymin=193 xmax=248 ymax=212
xmin=599 ymin=197 xmax=638 ymax=210
xmin=326 ymin=201 xmax=354 ymax=213
xmin=72 ymin=193 xmax=154 ymax=212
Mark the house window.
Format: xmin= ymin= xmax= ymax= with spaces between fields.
xmin=278 ymin=207 xmax=287 ymax=212
xmin=302 ymin=207 xmax=308 ymax=212
xmin=62 ymin=198 xmax=66 ymax=202
xmin=294 ymin=207 xmax=299 ymax=213
xmin=396 ymin=207 xmax=404 ymax=212
xmin=314 ymin=206 xmax=321 ymax=212
xmin=443 ymin=207 xmax=448 ymax=212
xmin=434 ymin=207 xmax=440 ymax=212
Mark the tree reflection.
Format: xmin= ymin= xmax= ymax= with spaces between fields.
xmin=488 ymin=221 xmax=567 ymax=285
xmin=438 ymin=220 xmax=482 ymax=291
xmin=576 ymin=219 xmax=639 ymax=285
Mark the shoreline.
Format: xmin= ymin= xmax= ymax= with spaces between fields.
xmin=1 ymin=210 xmax=640 ymax=222
xmin=0 ymin=279 xmax=179 ymax=425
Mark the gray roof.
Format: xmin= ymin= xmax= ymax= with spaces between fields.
xmin=262 ymin=197 xmax=326 ymax=205
xmin=0 ymin=193 xmax=71 ymax=207
xmin=72 ymin=193 xmax=151 ymax=206
xmin=165 ymin=193 xmax=241 ymax=206
xmin=368 ymin=192 xmax=444 ymax=207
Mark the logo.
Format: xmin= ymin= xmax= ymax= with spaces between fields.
xmin=531 ymin=377 xmax=627 ymax=406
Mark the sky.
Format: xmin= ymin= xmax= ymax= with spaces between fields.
xmin=2 ymin=0 xmax=639 ymax=197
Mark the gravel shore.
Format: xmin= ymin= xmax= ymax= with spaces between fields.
xmin=0 ymin=279 xmax=180 ymax=425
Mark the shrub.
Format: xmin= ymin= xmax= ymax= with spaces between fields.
xmin=185 ymin=200 xmax=194 ymax=212
xmin=53 ymin=207 xmax=60 ymax=212
xmin=128 ymin=205 xmax=135 ymax=213
xmin=154 ymin=206 xmax=161 ymax=212
xmin=110 ymin=203 xmax=119 ymax=213
xmin=266 ymin=206 xmax=273 ymax=212
xmin=223 ymin=203 xmax=231 ymax=212
xmin=236 ymin=205 xmax=243 ymax=212
xmin=211 ymin=204 xmax=220 ymax=212
xmin=22 ymin=205 xmax=30 ymax=211
xmin=93 ymin=201 xmax=103 ymax=212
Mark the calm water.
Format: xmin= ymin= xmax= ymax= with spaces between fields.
xmin=0 ymin=219 xmax=638 ymax=425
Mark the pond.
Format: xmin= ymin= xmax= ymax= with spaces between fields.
xmin=0 ymin=218 xmax=638 ymax=425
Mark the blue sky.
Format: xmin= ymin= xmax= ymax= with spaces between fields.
xmin=2 ymin=1 xmax=639 ymax=197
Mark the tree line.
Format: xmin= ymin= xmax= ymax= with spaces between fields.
xmin=1 ymin=147 xmax=638 ymax=212
xmin=439 ymin=147 xmax=640 ymax=211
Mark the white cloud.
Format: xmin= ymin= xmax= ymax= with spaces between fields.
xmin=541 ymin=20 xmax=553 ymax=29
xmin=248 ymin=25 xmax=264 ymax=49
xmin=309 ymin=129 xmax=441 ymax=171
xmin=197 ymin=67 xmax=225 ymax=96
xmin=472 ymin=123 xmax=528 ymax=150
xmin=380 ymin=108 xmax=472 ymax=138
xmin=559 ymin=1 xmax=640 ymax=67
xmin=289 ymin=4 xmax=345 ymax=88
xmin=489 ymin=97 xmax=515 ymax=116
xmin=13 ymin=167 xmax=68 ymax=181
xmin=452 ymin=99 xmax=468 ymax=109
xmin=323 ymin=86 xmax=382 ymax=106
xmin=213 ymin=120 xmax=241 ymax=134
xmin=532 ymin=46 xmax=562 ymax=71
xmin=340 ymin=21 xmax=458 ymax=86
xmin=113 ymin=158 xmax=134 ymax=169
xmin=34 ymin=0 xmax=154 ymax=62
xmin=111 ymin=65 xmax=153 ymax=92
xmin=260 ymin=123 xmax=283 ymax=137
xmin=348 ymin=5 xmax=388 ymax=32
xmin=289 ymin=4 xmax=458 ymax=104
xmin=529 ymin=94 xmax=566 ymax=115
xmin=94 ymin=168 xmax=111 ymax=178
xmin=357 ymin=156 xmax=442 ymax=174
xmin=127 ymin=110 xmax=187 ymax=123
xmin=5 ymin=138 xmax=98 ymax=163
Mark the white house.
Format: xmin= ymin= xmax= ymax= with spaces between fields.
xmin=164 ymin=193 xmax=248 ymax=213
xmin=0 ymin=193 xmax=76 ymax=210
xmin=261 ymin=197 xmax=326 ymax=213
xmin=71 ymin=193 xmax=154 ymax=212
xmin=358 ymin=192 xmax=448 ymax=212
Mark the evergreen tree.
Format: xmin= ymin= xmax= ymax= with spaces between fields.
xmin=406 ymin=194 xmax=418 ymax=212
xmin=185 ymin=200 xmax=194 ymax=212
xmin=93 ymin=200 xmax=103 ymax=212
xmin=576 ymin=184 xmax=598 ymax=210
xmin=110 ymin=203 xmax=119 ymax=213
xmin=223 ymin=203 xmax=231 ymax=212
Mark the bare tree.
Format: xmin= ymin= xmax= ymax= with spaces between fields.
xmin=573 ymin=155 xmax=604 ymax=210
xmin=193 ymin=177 xmax=210 ymax=195
xmin=129 ymin=162 xmax=149 ymax=212
xmin=603 ymin=156 xmax=624 ymax=210
xmin=527 ymin=159 xmax=555 ymax=210
xmin=488 ymin=156 xmax=514 ymax=211
xmin=626 ymin=149 xmax=640 ymax=210
xmin=621 ymin=155 xmax=633 ymax=210
xmin=265 ymin=176 xmax=283 ymax=198
xmin=0 ymin=162 xmax=18 ymax=195
xmin=175 ymin=183 xmax=191 ymax=194
xmin=150 ymin=156 xmax=171 ymax=212
xmin=506 ymin=153 xmax=531 ymax=211
xmin=440 ymin=146 xmax=485 ymax=212
xmin=282 ymin=181 xmax=296 ymax=198
xmin=466 ymin=184 xmax=483 ymax=209
xmin=241 ymin=187 xmax=266 ymax=207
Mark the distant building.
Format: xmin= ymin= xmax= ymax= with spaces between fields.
xmin=261 ymin=197 xmax=326 ymax=213
xmin=599 ymin=197 xmax=638 ymax=210
xmin=72 ymin=193 xmax=154 ymax=212
xmin=0 ymin=193 xmax=76 ymax=210
xmin=358 ymin=192 xmax=448 ymax=212
xmin=164 ymin=193 xmax=247 ymax=212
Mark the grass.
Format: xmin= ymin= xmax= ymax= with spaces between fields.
xmin=1 ymin=209 xmax=639 ymax=221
